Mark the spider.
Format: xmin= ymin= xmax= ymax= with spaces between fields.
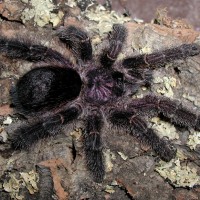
xmin=0 ymin=24 xmax=200 ymax=183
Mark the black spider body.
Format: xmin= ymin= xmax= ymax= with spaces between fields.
xmin=1 ymin=24 xmax=200 ymax=183
xmin=12 ymin=67 xmax=82 ymax=112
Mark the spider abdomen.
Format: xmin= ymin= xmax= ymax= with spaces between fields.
xmin=11 ymin=67 xmax=82 ymax=113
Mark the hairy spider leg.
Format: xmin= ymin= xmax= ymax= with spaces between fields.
xmin=109 ymin=110 xmax=177 ymax=162
xmin=124 ymin=65 xmax=153 ymax=90
xmin=100 ymin=24 xmax=127 ymax=68
xmin=11 ymin=106 xmax=81 ymax=150
xmin=83 ymin=114 xmax=105 ymax=183
xmin=57 ymin=25 xmax=92 ymax=61
xmin=122 ymin=43 xmax=200 ymax=68
xmin=35 ymin=165 xmax=54 ymax=199
xmin=0 ymin=37 xmax=70 ymax=65
xmin=128 ymin=95 xmax=200 ymax=131
xmin=121 ymin=43 xmax=200 ymax=89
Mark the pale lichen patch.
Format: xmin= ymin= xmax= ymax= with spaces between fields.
xmin=151 ymin=117 xmax=179 ymax=140
xmin=105 ymin=185 xmax=115 ymax=194
xmin=3 ymin=174 xmax=23 ymax=200
xmin=2 ymin=170 xmax=39 ymax=199
xmin=65 ymin=0 xmax=77 ymax=8
xmin=155 ymin=158 xmax=200 ymax=188
xmin=117 ymin=151 xmax=128 ymax=160
xmin=187 ymin=130 xmax=200 ymax=150
xmin=85 ymin=5 xmax=131 ymax=37
xmin=183 ymin=93 xmax=200 ymax=107
xmin=3 ymin=116 xmax=12 ymax=125
xmin=70 ymin=128 xmax=82 ymax=140
xmin=21 ymin=0 xmax=64 ymax=27
xmin=20 ymin=170 xmax=39 ymax=194
xmin=104 ymin=149 xmax=116 ymax=172
xmin=153 ymin=76 xmax=177 ymax=97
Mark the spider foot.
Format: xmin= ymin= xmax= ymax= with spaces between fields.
xmin=0 ymin=37 xmax=68 ymax=64
xmin=83 ymin=114 xmax=105 ymax=183
xmin=122 ymin=43 xmax=200 ymax=68
xmin=11 ymin=122 xmax=47 ymax=150
xmin=125 ymin=67 xmax=153 ymax=87
xmin=57 ymin=25 xmax=92 ymax=61
xmin=153 ymin=137 xmax=177 ymax=162
xmin=129 ymin=95 xmax=200 ymax=130
xmin=100 ymin=24 xmax=127 ymax=68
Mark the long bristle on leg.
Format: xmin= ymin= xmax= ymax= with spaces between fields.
xmin=128 ymin=95 xmax=200 ymax=130
xmin=109 ymin=110 xmax=177 ymax=162
xmin=83 ymin=114 xmax=105 ymax=183
xmin=11 ymin=106 xmax=81 ymax=150
xmin=100 ymin=24 xmax=127 ymax=68
xmin=122 ymin=43 xmax=200 ymax=68
xmin=125 ymin=66 xmax=153 ymax=88
xmin=0 ymin=37 xmax=69 ymax=65
xmin=57 ymin=25 xmax=92 ymax=61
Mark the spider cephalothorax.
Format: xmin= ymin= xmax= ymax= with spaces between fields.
xmin=0 ymin=24 xmax=200 ymax=183
xmin=85 ymin=68 xmax=124 ymax=104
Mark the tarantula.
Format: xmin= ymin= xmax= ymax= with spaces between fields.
xmin=0 ymin=24 xmax=200 ymax=183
